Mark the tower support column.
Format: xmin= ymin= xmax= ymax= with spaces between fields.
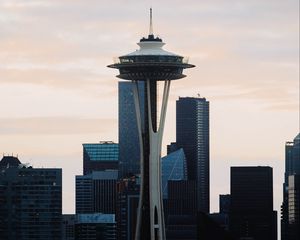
xmin=132 ymin=79 xmax=170 ymax=240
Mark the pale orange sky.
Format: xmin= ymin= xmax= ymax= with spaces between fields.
xmin=0 ymin=0 xmax=299 ymax=226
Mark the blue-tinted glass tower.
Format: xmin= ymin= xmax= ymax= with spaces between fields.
xmin=176 ymin=97 xmax=209 ymax=213
xmin=161 ymin=148 xmax=187 ymax=199
xmin=118 ymin=81 xmax=145 ymax=178
xmin=83 ymin=141 xmax=118 ymax=175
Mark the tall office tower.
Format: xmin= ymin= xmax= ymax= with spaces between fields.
xmin=108 ymin=9 xmax=194 ymax=239
xmin=230 ymin=166 xmax=277 ymax=240
xmin=118 ymin=81 xmax=145 ymax=178
xmin=0 ymin=156 xmax=62 ymax=240
xmin=75 ymin=213 xmax=116 ymax=240
xmin=176 ymin=96 xmax=209 ymax=213
xmin=281 ymin=133 xmax=300 ymax=240
xmin=116 ymin=176 xmax=140 ymax=240
xmin=161 ymin=148 xmax=187 ymax=199
xmin=83 ymin=141 xmax=118 ymax=175
xmin=76 ymin=170 xmax=118 ymax=214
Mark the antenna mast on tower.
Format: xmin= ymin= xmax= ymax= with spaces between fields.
xmin=149 ymin=8 xmax=153 ymax=35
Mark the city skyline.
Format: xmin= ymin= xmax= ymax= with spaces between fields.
xmin=0 ymin=0 xmax=299 ymax=224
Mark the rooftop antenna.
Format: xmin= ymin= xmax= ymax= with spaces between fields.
xmin=149 ymin=7 xmax=153 ymax=36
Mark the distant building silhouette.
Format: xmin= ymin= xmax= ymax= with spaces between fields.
xmin=83 ymin=142 xmax=118 ymax=175
xmin=281 ymin=133 xmax=300 ymax=240
xmin=118 ymin=81 xmax=145 ymax=178
xmin=161 ymin=148 xmax=187 ymax=199
xmin=229 ymin=166 xmax=277 ymax=240
xmin=76 ymin=170 xmax=118 ymax=214
xmin=219 ymin=194 xmax=231 ymax=214
xmin=209 ymin=194 xmax=231 ymax=231
xmin=176 ymin=97 xmax=209 ymax=213
xmin=0 ymin=156 xmax=62 ymax=240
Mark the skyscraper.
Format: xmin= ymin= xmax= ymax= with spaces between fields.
xmin=118 ymin=81 xmax=145 ymax=178
xmin=281 ymin=133 xmax=300 ymax=240
xmin=176 ymin=97 xmax=209 ymax=213
xmin=230 ymin=166 xmax=277 ymax=240
xmin=76 ymin=170 xmax=118 ymax=214
xmin=0 ymin=156 xmax=62 ymax=240
xmin=209 ymin=195 xmax=230 ymax=231
xmin=287 ymin=174 xmax=300 ymax=239
xmin=83 ymin=141 xmax=119 ymax=175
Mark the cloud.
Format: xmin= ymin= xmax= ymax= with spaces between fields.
xmin=0 ymin=117 xmax=117 ymax=135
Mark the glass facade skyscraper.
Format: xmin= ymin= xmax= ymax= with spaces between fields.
xmin=161 ymin=148 xmax=187 ymax=199
xmin=281 ymin=133 xmax=300 ymax=240
xmin=287 ymin=174 xmax=300 ymax=239
xmin=176 ymin=97 xmax=209 ymax=213
xmin=83 ymin=141 xmax=118 ymax=175
xmin=118 ymin=81 xmax=145 ymax=178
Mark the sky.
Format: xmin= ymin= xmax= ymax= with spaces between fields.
xmin=0 ymin=0 xmax=299 ymax=223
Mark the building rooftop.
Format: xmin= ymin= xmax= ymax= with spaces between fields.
xmin=83 ymin=142 xmax=118 ymax=161
xmin=178 ymin=96 xmax=207 ymax=101
xmin=0 ymin=156 xmax=21 ymax=168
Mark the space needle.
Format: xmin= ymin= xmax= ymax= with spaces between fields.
xmin=108 ymin=9 xmax=195 ymax=240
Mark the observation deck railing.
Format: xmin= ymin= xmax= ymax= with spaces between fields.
xmin=113 ymin=56 xmax=190 ymax=65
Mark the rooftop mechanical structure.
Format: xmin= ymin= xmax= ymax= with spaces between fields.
xmin=108 ymin=9 xmax=195 ymax=240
